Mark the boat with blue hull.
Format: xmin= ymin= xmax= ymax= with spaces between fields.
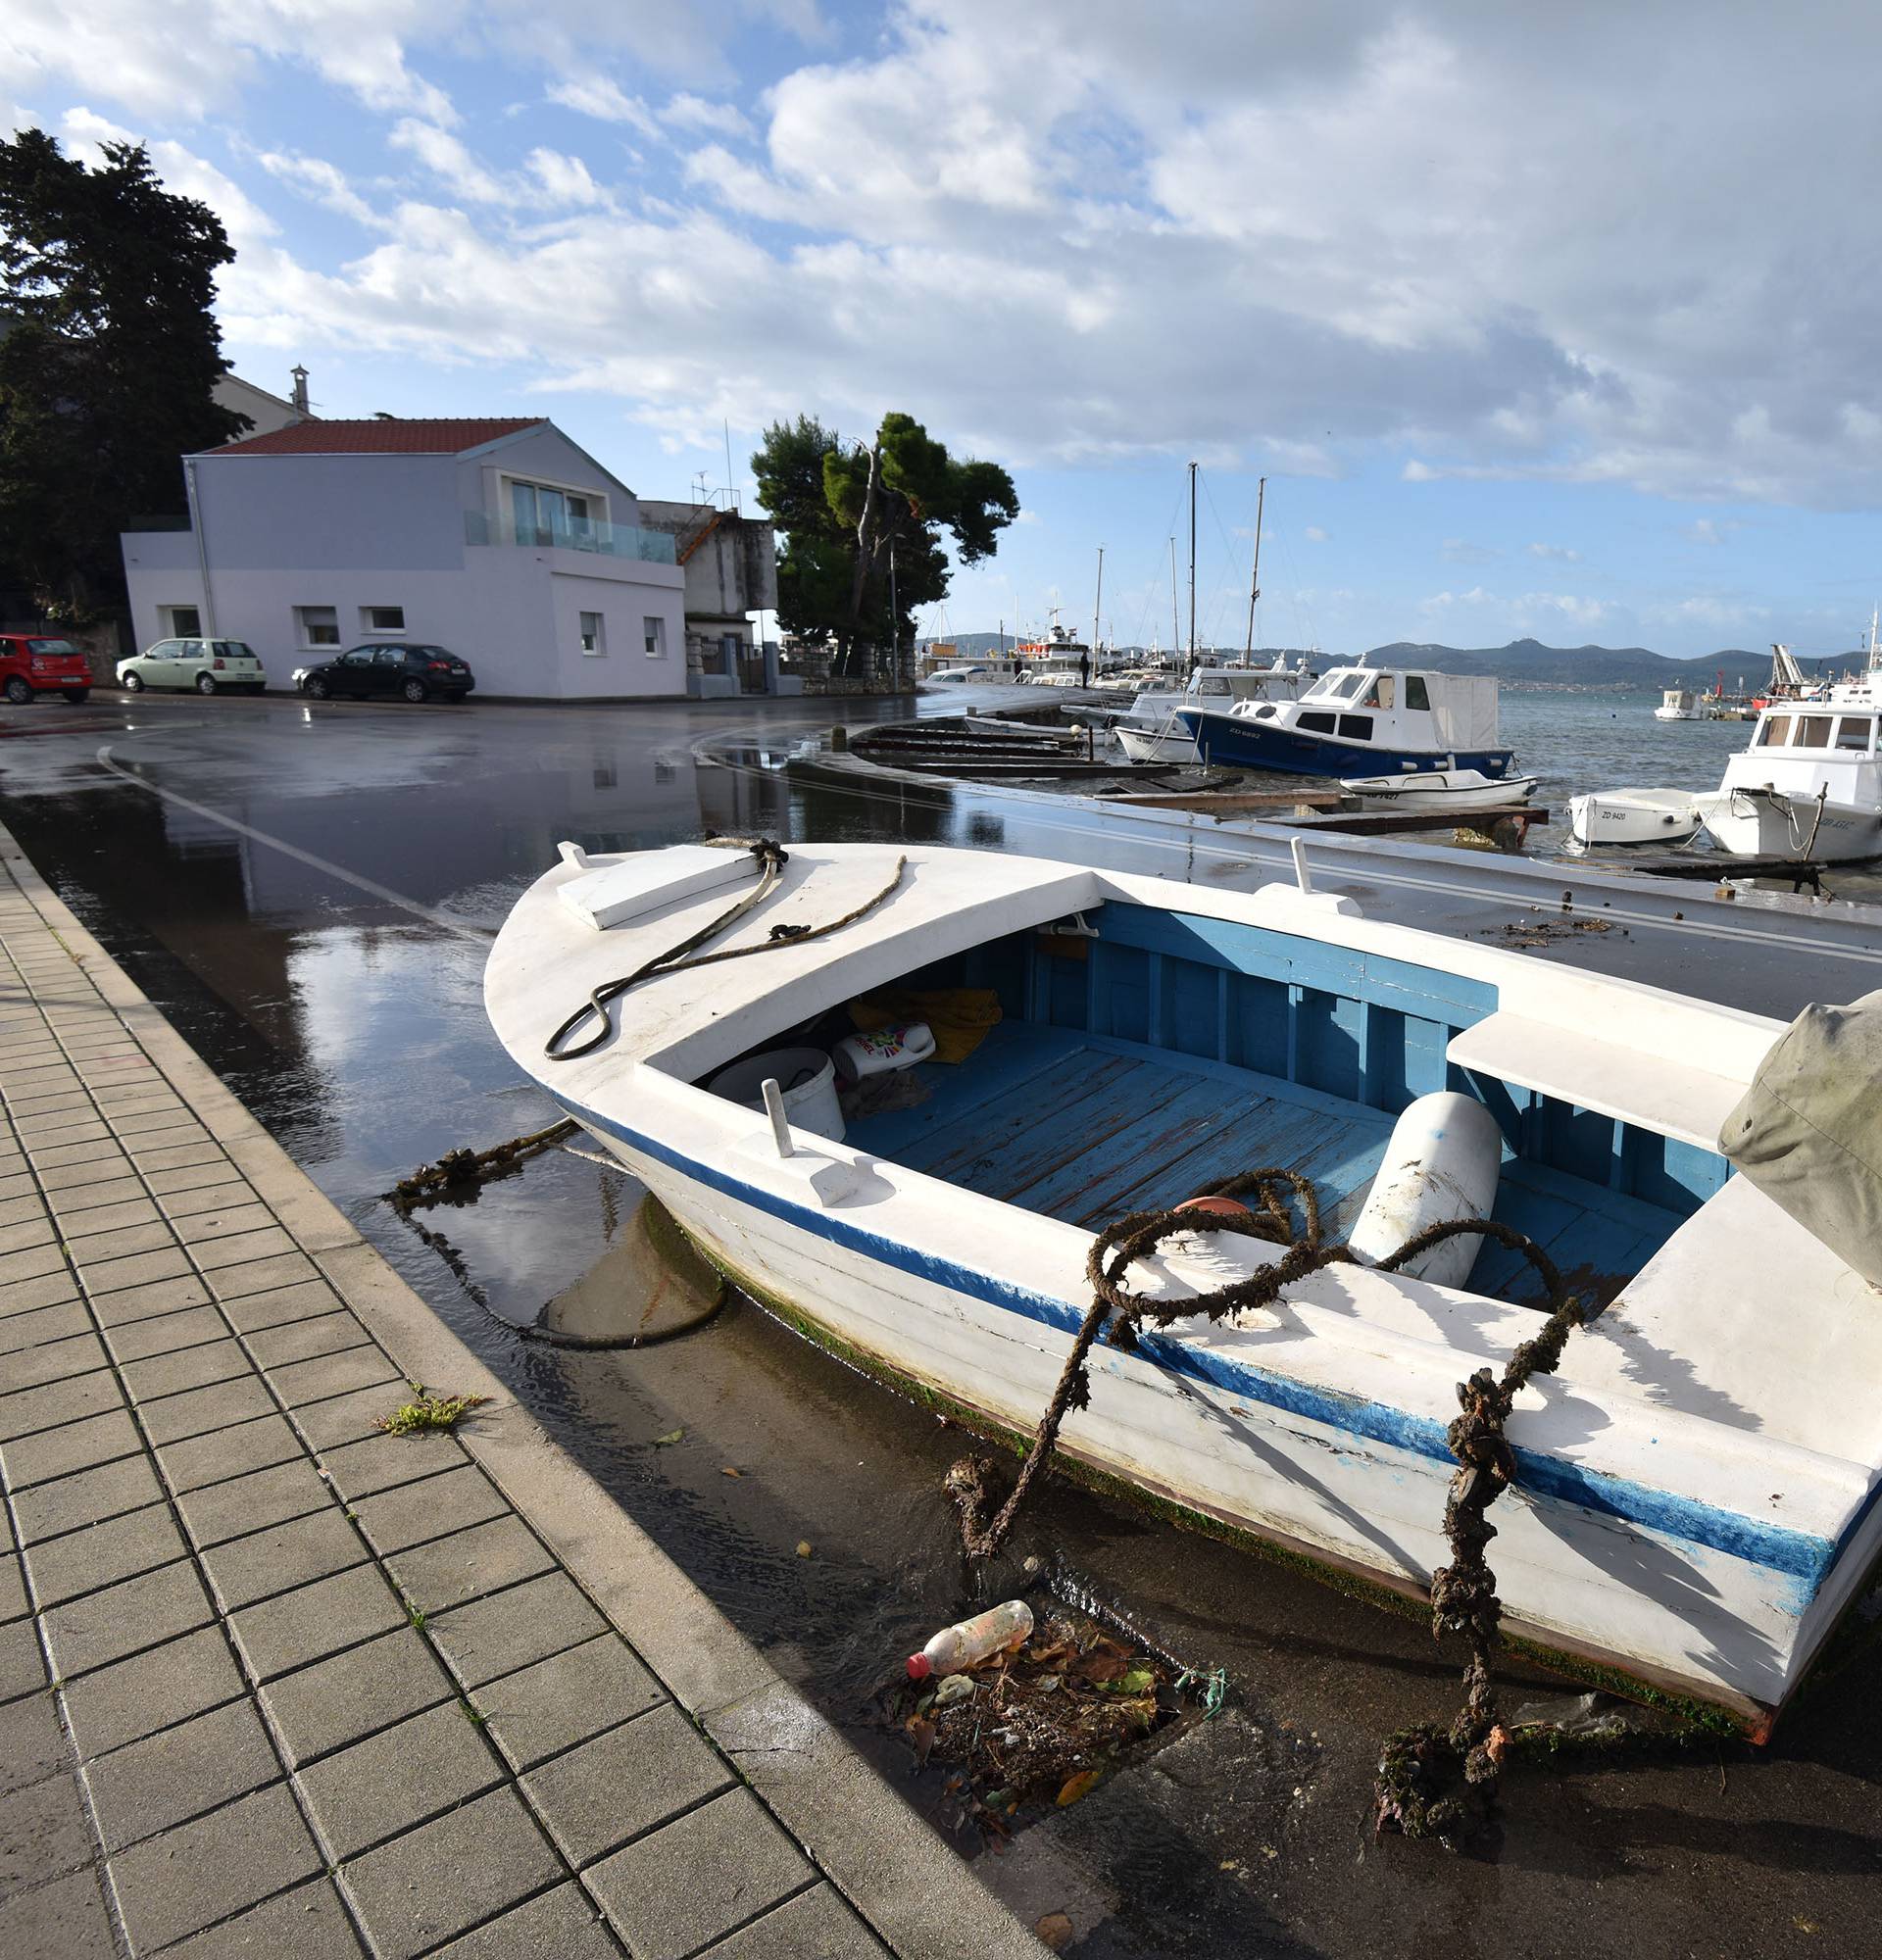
xmin=487 ymin=838 xmax=1882 ymax=1736
xmin=1176 ymin=663 xmax=1516 ymax=778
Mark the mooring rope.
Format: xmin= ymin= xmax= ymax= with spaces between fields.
xmin=387 ymin=1120 xmax=578 ymax=1211
xmin=944 ymin=1169 xmax=1581 ymax=1847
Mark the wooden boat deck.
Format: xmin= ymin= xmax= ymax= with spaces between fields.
xmin=845 ymin=1021 xmax=1685 ymax=1305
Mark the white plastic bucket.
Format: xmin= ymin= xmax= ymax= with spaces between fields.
xmin=706 ymin=1046 xmax=846 ymax=1143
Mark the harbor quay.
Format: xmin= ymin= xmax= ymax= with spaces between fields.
xmin=0 ymin=830 xmax=1040 ymax=1959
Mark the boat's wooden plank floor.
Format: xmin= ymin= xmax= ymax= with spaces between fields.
xmin=845 ymin=1022 xmax=1684 ymax=1304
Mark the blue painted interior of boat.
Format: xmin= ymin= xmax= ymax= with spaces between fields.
xmin=835 ymin=901 xmax=1731 ymax=1305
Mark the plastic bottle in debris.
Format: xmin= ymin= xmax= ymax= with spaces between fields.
xmin=832 ymin=1022 xmax=937 ymax=1083
xmin=907 ymin=1599 xmax=1034 ymax=1681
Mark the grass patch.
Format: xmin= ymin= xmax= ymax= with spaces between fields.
xmin=375 ymin=1382 xmax=489 ymax=1438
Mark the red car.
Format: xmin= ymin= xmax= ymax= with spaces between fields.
xmin=0 ymin=633 xmax=92 ymax=705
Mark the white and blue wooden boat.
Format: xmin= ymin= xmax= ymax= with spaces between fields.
xmin=1176 ymin=664 xmax=1516 ymax=779
xmin=486 ymin=840 xmax=1882 ymax=1735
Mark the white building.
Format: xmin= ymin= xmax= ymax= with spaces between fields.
xmin=120 ymin=416 xmax=691 ymax=700
xmin=635 ymin=502 xmax=781 ymax=697
xmin=213 ymin=365 xmax=312 ymax=439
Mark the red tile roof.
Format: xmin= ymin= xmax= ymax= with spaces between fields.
xmin=210 ymin=417 xmax=547 ymax=457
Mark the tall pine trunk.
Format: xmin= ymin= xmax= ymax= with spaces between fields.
xmin=839 ymin=442 xmax=881 ymax=678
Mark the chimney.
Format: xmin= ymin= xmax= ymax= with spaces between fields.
xmin=289 ymin=365 xmax=310 ymax=416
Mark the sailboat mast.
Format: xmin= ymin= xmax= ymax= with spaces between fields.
xmin=1187 ymin=460 xmax=1198 ymax=666
xmin=1169 ymin=537 xmax=1179 ymax=666
xmin=1093 ymin=546 xmax=1104 ymax=670
xmin=1243 ymin=475 xmax=1265 ymax=662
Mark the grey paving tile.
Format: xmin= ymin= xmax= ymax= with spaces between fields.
xmin=260 ymin=1626 xmax=453 ymax=1769
xmin=427 ymin=1571 xmax=607 ymax=1690
xmin=21 ymin=1500 xmax=187 ymax=1607
xmin=336 ymin=1786 xmax=562 ymax=1960
xmin=245 ymin=1311 xmax=370 ymax=1371
xmin=62 ymin=1219 xmax=173 ymax=1265
xmin=294 ymin=1382 xmax=407 ymax=1450
xmin=108 ymin=1781 xmax=320 ymax=1953
xmin=0 ymin=1268 xmax=79 ymax=1314
xmin=200 ymin=1506 xmax=366 ymax=1611
xmin=42 ymin=1559 xmax=215 ymax=1681
xmin=228 ymin=1564 xmax=406 ymax=1682
xmin=700 ymin=1884 xmax=887 ymax=1960
xmin=119 ymin=1335 xmax=253 ymax=1403
xmin=0 ymin=1552 xmax=24 ymax=1623
xmin=0 ymin=1214 xmax=55 ymax=1255
xmin=32 ymin=1137 xmax=128 ymax=1171
xmin=0 ymin=1863 xmax=115 ymax=1959
xmin=476 ymin=1637 xmax=664 ymax=1774
xmin=173 ymin=1201 xmax=273 ymax=1244
xmin=0 ymin=1619 xmax=47 ymax=1704
xmin=0 ymin=1368 xmax=122 ymax=1444
xmin=0 ymin=1330 xmax=107 ymax=1395
xmin=209 ymin=1250 xmax=322 ymax=1300
xmin=43 ymin=1193 xmax=158 ymax=1233
xmin=523 ymin=1702 xmax=731 ymax=1869
xmin=0 ymin=1241 xmax=68 ymax=1285
xmin=317 ymin=1429 xmax=468 ymax=1503
xmin=431 ymin=1883 xmax=620 ymax=1959
xmin=138 ymin=1374 xmax=275 ymax=1446
xmin=353 ymin=1466 xmax=508 ymax=1557
xmin=160 ymin=1879 xmax=365 ymax=1959
xmin=86 ymin=1270 xmax=211 ymax=1326
xmin=61 ymin=1623 xmax=244 ymax=1758
xmin=124 ymin=1141 xmax=224 ymax=1174
xmin=122 ymin=1122 xmax=212 ymax=1155
xmin=297 ymin=1698 xmax=505 ymax=1861
xmin=82 ymin=1694 xmax=280 ymax=1853
xmin=145 ymin=1160 xmax=241 ymax=1196
xmin=265 ymin=1346 xmax=399 ymax=1409
xmin=109 ymin=1104 xmax=194 ymax=1137
xmin=155 ymin=1413 xmax=302 ymax=1494
xmin=175 ymin=1457 xmax=331 ymax=1550
xmin=73 ymin=1242 xmax=192 ymax=1293
xmin=0 ymin=1691 xmax=69 ymax=1797
xmin=37 ymin=1155 xmax=134 ymax=1193
xmin=102 ymin=1303 xmax=230 ymax=1364
xmin=0 ymin=1301 xmax=90 ymax=1355
xmin=386 ymin=1516 xmax=554 ymax=1617
xmin=0 ymin=1768 xmax=91 ymax=1903
xmin=12 ymin=1453 xmax=164 ymax=1544
xmin=0 ymin=1408 xmax=141 ymax=1490
xmin=194 ymin=1226 xmax=297 ymax=1270
xmin=583 ymin=1788 xmax=814 ymax=1960
xmin=0 ymin=1173 xmax=38 ymax=1207
xmin=220 ymin=1277 xmax=345 ymax=1335
xmin=0 ymin=1193 xmax=48 ymax=1229
xmin=160 ymin=1179 xmax=257 ymax=1221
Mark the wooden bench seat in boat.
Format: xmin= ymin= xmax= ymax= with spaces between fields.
xmin=1445 ymin=1010 xmax=1755 ymax=1152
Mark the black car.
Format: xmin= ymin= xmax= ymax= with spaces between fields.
xmin=293 ymin=643 xmax=475 ymax=703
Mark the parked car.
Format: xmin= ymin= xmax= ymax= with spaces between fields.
xmin=292 ymin=644 xmax=475 ymax=703
xmin=0 ymin=633 xmax=92 ymax=705
xmin=118 ymin=638 xmax=267 ymax=695
xmin=927 ymin=664 xmax=990 ymax=683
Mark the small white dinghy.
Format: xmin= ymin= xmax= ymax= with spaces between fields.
xmin=487 ymin=838 xmax=1882 ymax=1736
xmin=1340 ymin=767 xmax=1538 ymax=812
xmin=1569 ymin=788 xmax=1705 ymax=845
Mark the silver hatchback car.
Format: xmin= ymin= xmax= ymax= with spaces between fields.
xmin=118 ymin=638 xmax=267 ymax=695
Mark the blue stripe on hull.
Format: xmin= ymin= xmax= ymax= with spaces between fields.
xmin=1174 ymin=709 xmax=1514 ymax=778
xmin=561 ymin=1091 xmax=1834 ymax=1589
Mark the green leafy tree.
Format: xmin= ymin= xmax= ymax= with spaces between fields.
xmin=0 ymin=129 xmax=247 ymax=624
xmin=752 ymin=412 xmax=1017 ymax=676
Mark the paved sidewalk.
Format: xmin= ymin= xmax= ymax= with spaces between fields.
xmin=0 ymin=836 xmax=1039 ymax=1959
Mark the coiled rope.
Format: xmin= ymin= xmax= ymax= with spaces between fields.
xmin=944 ymin=1168 xmax=1583 ymax=1847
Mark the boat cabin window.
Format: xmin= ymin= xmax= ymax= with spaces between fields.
xmin=1758 ymin=714 xmax=1792 ymax=746
xmin=1404 ymin=675 xmax=1431 ymax=710
xmin=1297 ymin=710 xmax=1337 ymax=734
xmin=1332 ymin=673 xmax=1368 ymax=701
xmin=1338 ymin=713 xmax=1373 ymax=740
xmin=1361 ymin=676 xmax=1395 ymax=710
xmin=1835 ymin=715 xmax=1874 ymax=752
xmin=1796 ymin=714 xmax=1835 ymax=748
xmin=1197 ymin=678 xmax=1230 ymax=697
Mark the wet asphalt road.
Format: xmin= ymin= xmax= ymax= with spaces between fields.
xmin=1 ymin=686 xmax=1878 ymax=1958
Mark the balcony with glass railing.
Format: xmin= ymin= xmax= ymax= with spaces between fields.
xmin=464 ymin=510 xmax=676 ymax=564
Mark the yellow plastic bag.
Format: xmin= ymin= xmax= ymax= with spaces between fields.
xmin=847 ymin=988 xmax=1002 ymax=1064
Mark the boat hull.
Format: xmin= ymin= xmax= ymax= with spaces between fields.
xmin=1177 ymin=709 xmax=1514 ymax=779
xmin=570 ymin=1104 xmax=1821 ymax=1735
xmin=1114 ymin=724 xmax=1202 ymax=765
xmin=1699 ymin=790 xmax=1882 ymax=862
xmin=1570 ymin=791 xmax=1705 ymax=846
xmin=1344 ymin=771 xmax=1538 ymax=813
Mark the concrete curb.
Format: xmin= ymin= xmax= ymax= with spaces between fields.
xmin=0 ymin=826 xmax=1042 ymax=1960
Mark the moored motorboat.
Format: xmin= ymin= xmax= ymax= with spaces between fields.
xmin=487 ymin=838 xmax=1882 ymax=1736
xmin=1569 ymin=788 xmax=1706 ymax=846
xmin=1694 ymin=700 xmax=1882 ymax=862
xmin=1341 ymin=766 xmax=1537 ymax=812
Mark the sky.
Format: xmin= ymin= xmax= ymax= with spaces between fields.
xmin=6 ymin=0 xmax=1882 ymax=661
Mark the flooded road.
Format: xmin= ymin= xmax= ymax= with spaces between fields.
xmin=3 ymin=687 xmax=1879 ymax=1956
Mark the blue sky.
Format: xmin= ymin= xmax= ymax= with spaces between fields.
xmin=7 ymin=1 xmax=1882 ymax=661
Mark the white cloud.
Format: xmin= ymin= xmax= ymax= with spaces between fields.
xmin=661 ymin=93 xmax=754 ymax=140
xmin=388 ymin=120 xmax=510 ymax=206
xmin=1657 ymin=595 xmax=1769 ymax=628
xmin=1441 ymin=538 xmax=1501 ymax=564
xmin=1527 ymin=542 xmax=1582 ymax=561
xmin=62 ymin=107 xmax=278 ymax=249
xmin=1517 ymin=592 xmax=1609 ymax=626
xmin=253 ymin=150 xmax=382 ymax=228
xmin=1303 ymin=525 xmax=1328 ymax=542
xmin=546 ymin=75 xmax=659 ymax=135
xmin=524 ymin=148 xmax=607 ymax=207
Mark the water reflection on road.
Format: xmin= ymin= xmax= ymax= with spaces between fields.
xmin=2 ymin=690 xmax=1878 ymax=1957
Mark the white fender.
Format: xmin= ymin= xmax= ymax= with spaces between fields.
xmin=1348 ymin=1092 xmax=1503 ymax=1290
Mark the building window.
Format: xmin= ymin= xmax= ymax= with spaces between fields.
xmin=364 ymin=606 xmax=405 ymax=633
xmin=297 ymin=605 xmax=339 ymax=646
xmin=579 ymin=612 xmax=605 ymax=656
xmin=511 ymin=480 xmax=598 ymax=547
xmin=165 ymin=605 xmax=202 ymax=637
xmin=644 ymin=616 xmax=666 ymax=658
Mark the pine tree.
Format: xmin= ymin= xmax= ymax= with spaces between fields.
xmin=0 ymin=129 xmax=248 ymax=623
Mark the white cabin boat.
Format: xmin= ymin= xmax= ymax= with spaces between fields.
xmin=1569 ymin=789 xmax=1706 ymax=846
xmin=489 ymin=840 xmax=1882 ymax=1735
xmin=1697 ymin=703 xmax=1882 ymax=861
xmin=1340 ymin=767 xmax=1537 ymax=813
xmin=1655 ymin=688 xmax=1712 ymax=722
xmin=1112 ymin=663 xmax=1309 ymax=764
